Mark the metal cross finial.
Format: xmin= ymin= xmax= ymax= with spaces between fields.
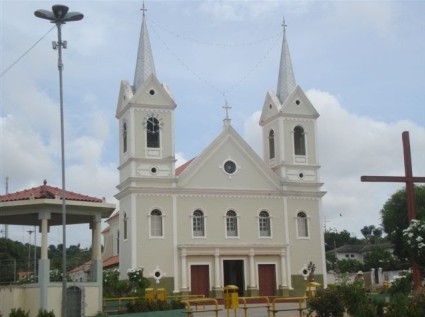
xmin=141 ymin=1 xmax=147 ymax=17
xmin=223 ymin=100 xmax=231 ymax=120
xmin=282 ymin=17 xmax=287 ymax=33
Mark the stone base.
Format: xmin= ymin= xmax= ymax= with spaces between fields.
xmin=179 ymin=288 xmax=191 ymax=296
xmin=277 ymin=286 xmax=290 ymax=297
xmin=211 ymin=287 xmax=223 ymax=298
xmin=245 ymin=287 xmax=259 ymax=297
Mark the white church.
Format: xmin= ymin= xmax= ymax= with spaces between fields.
xmin=103 ymin=10 xmax=326 ymax=297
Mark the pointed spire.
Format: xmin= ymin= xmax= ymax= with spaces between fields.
xmin=133 ymin=2 xmax=157 ymax=91
xmin=276 ymin=17 xmax=296 ymax=104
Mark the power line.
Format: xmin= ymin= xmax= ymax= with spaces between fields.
xmin=0 ymin=26 xmax=55 ymax=78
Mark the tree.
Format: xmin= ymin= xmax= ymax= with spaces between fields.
xmin=324 ymin=228 xmax=360 ymax=252
xmin=381 ymin=185 xmax=425 ymax=261
xmin=336 ymin=258 xmax=364 ymax=273
xmin=360 ymin=225 xmax=383 ymax=244
xmin=363 ymin=246 xmax=395 ymax=271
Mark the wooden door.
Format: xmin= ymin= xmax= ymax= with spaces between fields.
xmin=191 ymin=265 xmax=210 ymax=297
xmin=258 ymin=264 xmax=276 ymax=296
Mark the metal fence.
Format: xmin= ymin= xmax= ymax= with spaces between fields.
xmin=0 ymin=259 xmax=37 ymax=284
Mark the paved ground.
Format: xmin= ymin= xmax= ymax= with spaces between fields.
xmin=109 ymin=302 xmax=310 ymax=317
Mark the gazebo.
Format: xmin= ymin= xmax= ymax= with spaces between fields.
xmin=0 ymin=180 xmax=115 ymax=316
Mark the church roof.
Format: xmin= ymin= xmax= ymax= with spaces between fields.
xmin=133 ymin=10 xmax=156 ymax=91
xmin=0 ymin=180 xmax=104 ymax=203
xmin=276 ymin=22 xmax=296 ymax=105
xmin=176 ymin=157 xmax=196 ymax=176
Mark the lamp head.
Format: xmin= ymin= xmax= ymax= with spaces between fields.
xmin=34 ymin=4 xmax=83 ymax=23
xmin=52 ymin=4 xmax=69 ymax=19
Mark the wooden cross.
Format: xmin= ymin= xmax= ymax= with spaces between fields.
xmin=361 ymin=131 xmax=425 ymax=290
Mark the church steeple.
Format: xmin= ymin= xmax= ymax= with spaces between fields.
xmin=133 ymin=4 xmax=156 ymax=91
xmin=276 ymin=18 xmax=296 ymax=104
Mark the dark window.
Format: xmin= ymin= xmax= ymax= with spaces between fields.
xmin=294 ymin=126 xmax=306 ymax=155
xmin=146 ymin=117 xmax=160 ymax=148
xmin=123 ymin=212 xmax=128 ymax=240
xmin=122 ymin=122 xmax=128 ymax=153
xmin=269 ymin=130 xmax=275 ymax=159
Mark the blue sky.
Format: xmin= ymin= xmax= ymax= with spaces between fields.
xmin=1 ymin=0 xmax=425 ymax=247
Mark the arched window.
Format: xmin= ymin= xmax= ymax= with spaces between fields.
xmin=146 ymin=117 xmax=160 ymax=148
xmin=226 ymin=210 xmax=238 ymax=237
xmin=259 ymin=210 xmax=271 ymax=237
xmin=294 ymin=126 xmax=306 ymax=155
xmin=122 ymin=121 xmax=128 ymax=153
xmin=123 ymin=212 xmax=128 ymax=240
xmin=297 ymin=211 xmax=309 ymax=238
xmin=192 ymin=210 xmax=205 ymax=237
xmin=269 ymin=130 xmax=275 ymax=159
xmin=150 ymin=209 xmax=163 ymax=237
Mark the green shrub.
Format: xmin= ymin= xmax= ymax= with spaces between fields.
xmin=36 ymin=309 xmax=54 ymax=317
xmin=126 ymin=299 xmax=179 ymax=313
xmin=8 ymin=308 xmax=29 ymax=317
xmin=388 ymin=272 xmax=412 ymax=296
xmin=307 ymin=286 xmax=345 ymax=317
xmin=307 ymin=281 xmax=387 ymax=317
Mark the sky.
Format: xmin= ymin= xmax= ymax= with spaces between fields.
xmin=1 ymin=0 xmax=424 ymax=248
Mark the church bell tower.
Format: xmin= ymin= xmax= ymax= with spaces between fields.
xmin=115 ymin=8 xmax=177 ymax=190
xmin=259 ymin=21 xmax=321 ymax=189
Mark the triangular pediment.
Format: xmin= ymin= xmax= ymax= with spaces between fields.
xmin=259 ymin=91 xmax=282 ymax=126
xmin=131 ymin=74 xmax=176 ymax=109
xmin=116 ymin=75 xmax=176 ymax=118
xmin=280 ymin=86 xmax=319 ymax=118
xmin=178 ymin=125 xmax=281 ymax=191
xmin=115 ymin=80 xmax=134 ymax=118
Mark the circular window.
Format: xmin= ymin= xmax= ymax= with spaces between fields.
xmin=154 ymin=271 xmax=161 ymax=278
xmin=224 ymin=160 xmax=237 ymax=174
xmin=295 ymin=100 xmax=301 ymax=105
xmin=151 ymin=167 xmax=158 ymax=174
xmin=298 ymin=172 xmax=304 ymax=179
xmin=149 ymin=89 xmax=156 ymax=96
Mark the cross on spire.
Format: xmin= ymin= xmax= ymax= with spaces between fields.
xmin=223 ymin=100 xmax=231 ymax=120
xmin=141 ymin=1 xmax=147 ymax=17
xmin=361 ymin=131 xmax=425 ymax=290
xmin=281 ymin=17 xmax=287 ymax=33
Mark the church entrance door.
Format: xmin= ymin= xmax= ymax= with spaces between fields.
xmin=191 ymin=265 xmax=210 ymax=297
xmin=223 ymin=260 xmax=244 ymax=296
xmin=258 ymin=264 xmax=276 ymax=296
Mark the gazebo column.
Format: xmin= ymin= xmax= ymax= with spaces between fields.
xmin=90 ymin=214 xmax=103 ymax=312
xmin=90 ymin=214 xmax=102 ymax=282
xmin=38 ymin=212 xmax=51 ymax=310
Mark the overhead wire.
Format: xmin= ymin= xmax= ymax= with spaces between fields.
xmin=149 ymin=18 xmax=281 ymax=101
xmin=0 ymin=26 xmax=55 ymax=78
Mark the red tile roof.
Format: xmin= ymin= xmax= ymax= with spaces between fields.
xmin=0 ymin=180 xmax=104 ymax=203
xmin=103 ymin=255 xmax=119 ymax=269
xmin=176 ymin=157 xmax=196 ymax=176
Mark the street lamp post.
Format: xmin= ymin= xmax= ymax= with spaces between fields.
xmin=34 ymin=5 xmax=83 ymax=316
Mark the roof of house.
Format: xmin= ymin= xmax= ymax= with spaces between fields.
xmin=0 ymin=180 xmax=104 ymax=203
xmin=103 ymin=255 xmax=119 ymax=269
xmin=332 ymin=243 xmax=394 ymax=254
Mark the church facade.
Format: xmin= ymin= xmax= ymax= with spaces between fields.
xmin=108 ymin=12 xmax=326 ymax=297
